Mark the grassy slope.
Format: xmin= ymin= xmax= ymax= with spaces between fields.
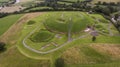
xmin=0 ymin=0 xmax=9 ymax=2
xmin=62 ymin=0 xmax=84 ymax=2
xmin=44 ymin=12 xmax=93 ymax=33
xmin=63 ymin=44 xmax=120 ymax=67
xmin=0 ymin=14 xmax=23 ymax=36
xmin=66 ymin=62 xmax=120 ymax=67
xmin=63 ymin=0 xmax=120 ymax=3
xmin=92 ymin=0 xmax=120 ymax=3
xmin=0 ymin=13 xmax=51 ymax=67
xmin=0 ymin=46 xmax=50 ymax=67
xmin=16 ymin=12 xmax=120 ymax=67
xmin=0 ymin=11 xmax=119 ymax=67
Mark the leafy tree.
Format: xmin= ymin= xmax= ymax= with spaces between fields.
xmin=96 ymin=1 xmax=102 ymax=5
xmin=101 ymin=7 xmax=111 ymax=16
xmin=102 ymin=2 xmax=108 ymax=5
xmin=109 ymin=2 xmax=116 ymax=6
xmin=115 ymin=14 xmax=120 ymax=20
xmin=0 ymin=13 xmax=9 ymax=18
xmin=117 ymin=2 xmax=120 ymax=6
xmin=55 ymin=58 xmax=65 ymax=67
xmin=93 ymin=6 xmax=111 ymax=16
xmin=0 ymin=42 xmax=6 ymax=51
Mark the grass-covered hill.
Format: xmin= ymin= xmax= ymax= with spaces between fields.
xmin=0 ymin=0 xmax=120 ymax=67
xmin=0 ymin=12 xmax=120 ymax=67
xmin=12 ymin=12 xmax=120 ymax=67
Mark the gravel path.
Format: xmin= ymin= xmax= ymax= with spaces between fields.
xmin=22 ymin=13 xmax=113 ymax=54
xmin=22 ymin=26 xmax=111 ymax=54
xmin=22 ymin=27 xmax=90 ymax=54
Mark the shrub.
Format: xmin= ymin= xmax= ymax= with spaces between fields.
xmin=0 ymin=42 xmax=6 ymax=51
xmin=27 ymin=20 xmax=36 ymax=25
xmin=55 ymin=58 xmax=65 ymax=67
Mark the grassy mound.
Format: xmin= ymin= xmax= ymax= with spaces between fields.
xmin=16 ymin=12 xmax=120 ymax=67
xmin=30 ymin=30 xmax=54 ymax=42
xmin=44 ymin=12 xmax=94 ymax=33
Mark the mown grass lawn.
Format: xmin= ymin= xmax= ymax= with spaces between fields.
xmin=0 ymin=46 xmax=50 ymax=67
xmin=0 ymin=14 xmax=23 ymax=36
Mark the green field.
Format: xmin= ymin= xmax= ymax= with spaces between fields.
xmin=44 ymin=12 xmax=94 ymax=33
xmin=0 ymin=0 xmax=10 ymax=2
xmin=62 ymin=0 xmax=85 ymax=2
xmin=0 ymin=14 xmax=23 ymax=36
xmin=0 ymin=46 xmax=50 ymax=67
xmin=0 ymin=11 xmax=120 ymax=67
xmin=14 ymin=12 xmax=120 ymax=67
xmin=0 ymin=0 xmax=120 ymax=67
xmin=62 ymin=0 xmax=120 ymax=3
xmin=92 ymin=0 xmax=120 ymax=3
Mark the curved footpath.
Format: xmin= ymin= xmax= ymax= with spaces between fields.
xmin=22 ymin=27 xmax=91 ymax=54
xmin=22 ymin=26 xmax=111 ymax=54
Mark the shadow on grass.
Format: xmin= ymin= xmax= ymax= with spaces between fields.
xmin=0 ymin=48 xmax=7 ymax=53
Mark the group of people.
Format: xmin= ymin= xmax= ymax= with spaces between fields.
xmin=84 ymin=25 xmax=98 ymax=41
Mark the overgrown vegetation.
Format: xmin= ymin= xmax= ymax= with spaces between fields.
xmin=27 ymin=20 xmax=36 ymax=25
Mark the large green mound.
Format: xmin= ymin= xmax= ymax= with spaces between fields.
xmin=22 ymin=12 xmax=118 ymax=52
xmin=44 ymin=12 xmax=95 ymax=33
xmin=15 ymin=12 xmax=120 ymax=67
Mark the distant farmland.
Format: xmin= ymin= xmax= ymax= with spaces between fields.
xmin=92 ymin=0 xmax=120 ymax=3
xmin=0 ymin=0 xmax=9 ymax=2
